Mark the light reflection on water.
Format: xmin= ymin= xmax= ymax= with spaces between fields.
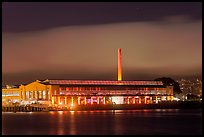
xmin=2 ymin=109 xmax=202 ymax=135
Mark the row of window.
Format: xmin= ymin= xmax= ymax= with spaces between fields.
xmin=2 ymin=93 xmax=20 ymax=96
xmin=59 ymin=90 xmax=168 ymax=95
xmin=60 ymin=87 xmax=165 ymax=91
xmin=23 ymin=91 xmax=50 ymax=100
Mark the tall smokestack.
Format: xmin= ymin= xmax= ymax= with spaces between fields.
xmin=118 ymin=48 xmax=122 ymax=81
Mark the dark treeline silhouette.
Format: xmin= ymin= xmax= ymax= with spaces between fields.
xmin=154 ymin=77 xmax=182 ymax=95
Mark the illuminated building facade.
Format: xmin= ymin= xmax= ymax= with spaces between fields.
xmin=45 ymin=80 xmax=174 ymax=106
xmin=2 ymin=48 xmax=174 ymax=106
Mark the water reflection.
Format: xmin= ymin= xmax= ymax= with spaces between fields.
xmin=2 ymin=109 xmax=202 ymax=135
xmin=69 ymin=111 xmax=76 ymax=134
xmin=57 ymin=111 xmax=64 ymax=135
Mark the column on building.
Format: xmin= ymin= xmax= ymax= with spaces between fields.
xmin=52 ymin=96 xmax=54 ymax=105
xmin=35 ymin=91 xmax=39 ymax=100
xmin=46 ymin=90 xmax=48 ymax=100
xmin=133 ymin=97 xmax=136 ymax=104
xmin=144 ymin=96 xmax=146 ymax=104
xmin=71 ymin=97 xmax=74 ymax=105
xmin=97 ymin=96 xmax=100 ymax=104
xmin=91 ymin=96 xmax=93 ymax=104
xmin=58 ymin=96 xmax=61 ymax=105
xmin=78 ymin=97 xmax=80 ymax=105
xmin=65 ymin=96 xmax=67 ymax=105
xmin=161 ymin=96 xmax=164 ymax=101
xmin=28 ymin=91 xmax=31 ymax=99
xmin=84 ymin=97 xmax=87 ymax=105
xmin=127 ymin=97 xmax=130 ymax=104
xmin=32 ymin=91 xmax=35 ymax=99
xmin=139 ymin=97 xmax=141 ymax=104
xmin=155 ymin=96 xmax=158 ymax=103
xmin=150 ymin=96 xmax=152 ymax=104
xmin=103 ymin=96 xmax=106 ymax=104
xmin=26 ymin=91 xmax=28 ymax=99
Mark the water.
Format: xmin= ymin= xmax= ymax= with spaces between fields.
xmin=2 ymin=109 xmax=202 ymax=135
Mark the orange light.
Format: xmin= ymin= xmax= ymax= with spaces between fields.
xmin=71 ymin=97 xmax=74 ymax=104
xmin=58 ymin=96 xmax=61 ymax=105
xmin=52 ymin=97 xmax=54 ymax=104
xmin=78 ymin=97 xmax=80 ymax=105
xmin=97 ymin=96 xmax=100 ymax=104
xmin=65 ymin=97 xmax=67 ymax=104
xmin=91 ymin=97 xmax=93 ymax=105
xmin=133 ymin=97 xmax=135 ymax=104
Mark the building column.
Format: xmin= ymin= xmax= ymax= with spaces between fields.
xmin=144 ymin=96 xmax=146 ymax=104
xmin=139 ymin=97 xmax=141 ymax=104
xmin=166 ymin=96 xmax=169 ymax=101
xmin=32 ymin=91 xmax=35 ymax=99
xmin=103 ymin=96 xmax=106 ymax=104
xmin=42 ymin=91 xmax=44 ymax=100
xmin=65 ymin=97 xmax=67 ymax=105
xmin=37 ymin=91 xmax=40 ymax=99
xmin=25 ymin=91 xmax=27 ymax=99
xmin=97 ymin=96 xmax=100 ymax=104
xmin=24 ymin=91 xmax=26 ymax=100
xmin=28 ymin=91 xmax=31 ymax=99
xmin=34 ymin=91 xmax=36 ymax=100
xmin=35 ymin=91 xmax=38 ymax=100
xmin=161 ymin=96 xmax=164 ymax=101
xmin=150 ymin=97 xmax=152 ymax=104
xmin=26 ymin=91 xmax=29 ymax=100
xmin=78 ymin=97 xmax=80 ymax=105
xmin=91 ymin=96 xmax=93 ymax=104
xmin=44 ymin=90 xmax=46 ymax=100
xmin=40 ymin=91 xmax=43 ymax=99
xmin=37 ymin=91 xmax=40 ymax=100
xmin=48 ymin=91 xmax=51 ymax=100
xmin=127 ymin=97 xmax=130 ymax=104
xmin=26 ymin=91 xmax=28 ymax=99
xmin=171 ymin=96 xmax=174 ymax=101
xmin=133 ymin=97 xmax=136 ymax=104
xmin=58 ymin=96 xmax=61 ymax=105
xmin=71 ymin=97 xmax=74 ymax=105
xmin=52 ymin=96 xmax=54 ymax=105
xmin=155 ymin=96 xmax=158 ymax=103
xmin=46 ymin=90 xmax=48 ymax=100
xmin=84 ymin=97 xmax=86 ymax=105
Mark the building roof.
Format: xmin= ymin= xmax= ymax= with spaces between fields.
xmin=45 ymin=80 xmax=163 ymax=86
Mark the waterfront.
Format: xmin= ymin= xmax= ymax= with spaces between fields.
xmin=2 ymin=109 xmax=202 ymax=135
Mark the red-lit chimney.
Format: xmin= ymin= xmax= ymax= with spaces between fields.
xmin=118 ymin=48 xmax=122 ymax=81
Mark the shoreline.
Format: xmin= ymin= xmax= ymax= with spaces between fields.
xmin=70 ymin=101 xmax=202 ymax=111
xmin=2 ymin=101 xmax=202 ymax=112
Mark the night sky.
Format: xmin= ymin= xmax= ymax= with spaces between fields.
xmin=2 ymin=2 xmax=202 ymax=85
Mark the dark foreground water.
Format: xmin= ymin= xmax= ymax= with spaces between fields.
xmin=2 ymin=109 xmax=202 ymax=135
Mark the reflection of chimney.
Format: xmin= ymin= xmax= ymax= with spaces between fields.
xmin=118 ymin=48 xmax=122 ymax=81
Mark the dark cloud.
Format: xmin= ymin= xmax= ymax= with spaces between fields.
xmin=2 ymin=2 xmax=202 ymax=32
